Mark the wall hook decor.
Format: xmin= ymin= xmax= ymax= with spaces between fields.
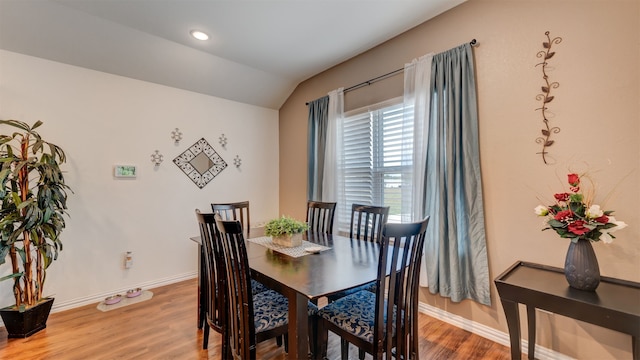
xmin=151 ymin=150 xmax=164 ymax=166
xmin=535 ymin=31 xmax=563 ymax=165
xmin=218 ymin=133 xmax=228 ymax=148
xmin=234 ymin=155 xmax=242 ymax=168
xmin=171 ymin=128 xmax=183 ymax=144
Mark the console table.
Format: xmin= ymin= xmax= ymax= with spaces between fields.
xmin=495 ymin=261 xmax=640 ymax=360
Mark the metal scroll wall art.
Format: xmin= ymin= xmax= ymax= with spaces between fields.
xmin=535 ymin=31 xmax=563 ymax=165
xmin=149 ymin=128 xmax=241 ymax=188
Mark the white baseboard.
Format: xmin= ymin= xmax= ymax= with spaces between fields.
xmin=418 ymin=302 xmax=575 ymax=360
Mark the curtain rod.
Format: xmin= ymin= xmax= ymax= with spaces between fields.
xmin=306 ymin=39 xmax=478 ymax=105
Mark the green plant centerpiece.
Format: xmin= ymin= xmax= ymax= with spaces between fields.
xmin=0 ymin=119 xmax=71 ymax=337
xmin=265 ymin=215 xmax=308 ymax=248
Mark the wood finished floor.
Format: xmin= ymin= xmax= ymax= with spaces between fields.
xmin=0 ymin=279 xmax=513 ymax=359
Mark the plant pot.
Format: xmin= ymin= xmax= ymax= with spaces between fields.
xmin=272 ymin=233 xmax=303 ymax=248
xmin=0 ymin=298 xmax=54 ymax=338
xmin=564 ymin=239 xmax=600 ymax=291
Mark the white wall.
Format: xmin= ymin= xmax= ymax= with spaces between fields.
xmin=0 ymin=49 xmax=280 ymax=310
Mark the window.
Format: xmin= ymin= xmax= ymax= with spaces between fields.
xmin=336 ymin=99 xmax=414 ymax=232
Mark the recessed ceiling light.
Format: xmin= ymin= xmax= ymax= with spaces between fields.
xmin=190 ymin=30 xmax=209 ymax=41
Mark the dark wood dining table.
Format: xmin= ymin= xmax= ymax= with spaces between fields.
xmin=190 ymin=229 xmax=381 ymax=359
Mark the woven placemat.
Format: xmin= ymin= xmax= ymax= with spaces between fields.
xmin=248 ymin=236 xmax=330 ymax=258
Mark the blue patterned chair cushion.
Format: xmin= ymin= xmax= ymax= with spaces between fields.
xmin=251 ymin=279 xmax=269 ymax=294
xmin=317 ymin=290 xmax=396 ymax=343
xmin=252 ymin=290 xmax=319 ymax=333
xmin=326 ymin=280 xmax=377 ymax=303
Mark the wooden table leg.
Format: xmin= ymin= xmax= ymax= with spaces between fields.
xmin=633 ymin=336 xmax=639 ymax=360
xmin=501 ymin=299 xmax=522 ymax=360
xmin=526 ymin=305 xmax=536 ymax=359
xmin=287 ymin=291 xmax=309 ymax=359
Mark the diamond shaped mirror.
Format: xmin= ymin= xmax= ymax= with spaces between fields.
xmin=173 ymin=138 xmax=227 ymax=188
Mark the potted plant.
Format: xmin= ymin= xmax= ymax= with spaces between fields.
xmin=265 ymin=216 xmax=308 ymax=248
xmin=0 ymin=120 xmax=71 ymax=337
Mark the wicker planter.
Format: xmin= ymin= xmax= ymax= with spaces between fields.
xmin=272 ymin=233 xmax=303 ymax=248
xmin=0 ymin=298 xmax=54 ymax=338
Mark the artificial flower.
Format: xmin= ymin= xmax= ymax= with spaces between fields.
xmin=586 ymin=205 xmax=604 ymax=219
xmin=599 ymin=217 xmax=628 ymax=244
xmin=536 ymin=173 xmax=626 ymax=243
xmin=534 ymin=205 xmax=549 ymax=216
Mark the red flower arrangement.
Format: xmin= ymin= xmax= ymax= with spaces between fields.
xmin=534 ymin=173 xmax=627 ymax=243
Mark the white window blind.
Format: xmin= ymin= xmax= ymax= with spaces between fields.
xmin=337 ymin=101 xmax=414 ymax=232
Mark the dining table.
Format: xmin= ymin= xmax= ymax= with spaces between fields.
xmin=190 ymin=228 xmax=381 ymax=359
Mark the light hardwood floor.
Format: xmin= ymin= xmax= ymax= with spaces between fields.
xmin=0 ymin=279 xmax=512 ymax=359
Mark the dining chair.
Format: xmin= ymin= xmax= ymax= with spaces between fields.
xmin=315 ymin=217 xmax=431 ymax=360
xmin=214 ymin=215 xmax=319 ymax=359
xmin=349 ymin=203 xmax=390 ymax=243
xmin=326 ymin=203 xmax=390 ymax=303
xmin=211 ymin=201 xmax=251 ymax=235
xmin=195 ymin=210 xmax=274 ymax=353
xmin=306 ymin=200 xmax=337 ymax=234
xmin=212 ymin=201 xmax=268 ymax=296
xmin=195 ymin=210 xmax=229 ymax=353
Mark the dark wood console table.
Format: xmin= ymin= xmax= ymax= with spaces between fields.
xmin=495 ymin=261 xmax=640 ymax=360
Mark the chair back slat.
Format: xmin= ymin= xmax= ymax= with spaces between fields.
xmin=212 ymin=201 xmax=251 ymax=235
xmin=306 ymin=201 xmax=337 ymax=234
xmin=349 ymin=203 xmax=390 ymax=243
xmin=214 ymin=215 xmax=257 ymax=360
xmin=373 ymin=217 xmax=430 ymax=359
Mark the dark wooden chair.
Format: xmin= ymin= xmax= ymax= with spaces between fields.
xmin=214 ymin=215 xmax=319 ymax=359
xmin=212 ymin=201 xmax=268 ymax=297
xmin=349 ymin=203 xmax=390 ymax=243
xmin=327 ymin=203 xmax=390 ymax=302
xmin=315 ymin=217 xmax=431 ymax=360
xmin=306 ymin=200 xmax=337 ymax=234
xmin=329 ymin=203 xmax=391 ymax=357
xmin=211 ymin=201 xmax=251 ymax=235
xmin=214 ymin=215 xmax=290 ymax=359
xmin=195 ymin=210 xmax=229 ymax=353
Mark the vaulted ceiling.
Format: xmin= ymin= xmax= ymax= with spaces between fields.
xmin=0 ymin=0 xmax=465 ymax=109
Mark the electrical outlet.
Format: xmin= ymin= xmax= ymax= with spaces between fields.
xmin=124 ymin=251 xmax=133 ymax=269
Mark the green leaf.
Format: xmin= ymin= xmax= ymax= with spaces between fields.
xmin=548 ymin=219 xmax=565 ymax=228
xmin=0 ymin=272 xmax=23 ymax=282
xmin=31 ymin=120 xmax=43 ymax=130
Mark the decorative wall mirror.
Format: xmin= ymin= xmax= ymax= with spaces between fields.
xmin=173 ymin=138 xmax=227 ymax=188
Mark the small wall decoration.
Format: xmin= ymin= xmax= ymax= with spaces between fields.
xmin=234 ymin=155 xmax=242 ymax=168
xmin=171 ymin=128 xmax=183 ymax=144
xmin=114 ymin=165 xmax=137 ymax=178
xmin=150 ymin=150 xmax=164 ymax=166
xmin=535 ymin=31 xmax=563 ymax=165
xmin=218 ymin=133 xmax=228 ymax=148
xmin=173 ymin=138 xmax=227 ymax=188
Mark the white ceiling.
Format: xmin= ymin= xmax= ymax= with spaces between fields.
xmin=0 ymin=0 xmax=465 ymax=109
